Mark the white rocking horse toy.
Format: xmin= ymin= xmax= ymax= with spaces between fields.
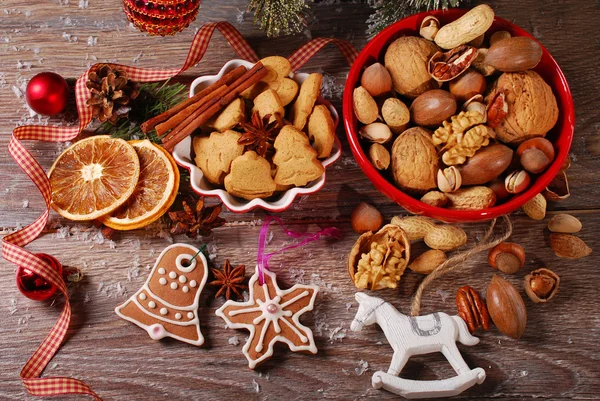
xmin=351 ymin=293 xmax=486 ymax=399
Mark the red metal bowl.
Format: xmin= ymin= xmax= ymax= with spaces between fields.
xmin=344 ymin=9 xmax=574 ymax=222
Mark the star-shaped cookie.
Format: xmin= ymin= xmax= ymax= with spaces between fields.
xmin=215 ymin=268 xmax=319 ymax=368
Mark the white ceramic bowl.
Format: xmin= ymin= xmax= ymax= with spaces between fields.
xmin=172 ymin=59 xmax=342 ymax=213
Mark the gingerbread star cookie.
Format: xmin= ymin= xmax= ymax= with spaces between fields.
xmin=215 ymin=268 xmax=319 ymax=369
xmin=115 ymin=243 xmax=208 ymax=346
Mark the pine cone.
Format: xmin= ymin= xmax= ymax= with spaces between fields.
xmin=86 ymin=65 xmax=139 ymax=124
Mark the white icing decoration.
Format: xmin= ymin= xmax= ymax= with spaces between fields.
xmin=158 ymin=268 xmax=166 ymax=274
xmin=171 ymin=282 xmax=178 ymax=290
xmin=175 ymin=313 xmax=182 ymax=320
xmin=169 ymin=271 xmax=177 ymax=279
xmin=215 ymin=268 xmax=319 ymax=369
xmin=179 ymin=276 xmax=187 ymax=283
xmin=160 ymin=308 xmax=168 ymax=316
xmin=351 ymin=292 xmax=486 ymax=398
xmin=182 ymin=286 xmax=189 ymax=293
xmin=114 ymin=243 xmax=209 ymax=347
xmin=159 ymin=278 xmax=167 ymax=285
xmin=189 ymin=280 xmax=197 ymax=288
xmin=139 ymin=293 xmax=147 ymax=301
xmin=176 ymin=254 xmax=197 ymax=273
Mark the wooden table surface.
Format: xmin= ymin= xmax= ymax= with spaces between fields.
xmin=2 ymin=1 xmax=600 ymax=400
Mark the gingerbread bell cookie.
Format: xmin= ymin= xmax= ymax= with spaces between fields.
xmin=115 ymin=243 xmax=208 ymax=346
xmin=215 ymin=269 xmax=319 ymax=368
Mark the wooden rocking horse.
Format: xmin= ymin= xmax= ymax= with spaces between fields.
xmin=351 ymin=292 xmax=486 ymax=399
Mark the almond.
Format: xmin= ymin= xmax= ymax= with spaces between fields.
xmin=521 ymin=193 xmax=546 ymax=220
xmin=424 ymin=225 xmax=467 ymax=251
xmin=409 ymin=249 xmax=447 ymax=274
xmin=445 ymin=186 xmax=496 ymax=210
xmin=549 ymin=234 xmax=592 ymax=259
xmin=353 ymin=86 xmax=378 ymax=124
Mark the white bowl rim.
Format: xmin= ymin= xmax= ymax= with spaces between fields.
xmin=172 ymin=59 xmax=342 ymax=213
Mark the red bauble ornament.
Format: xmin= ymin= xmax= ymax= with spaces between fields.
xmin=123 ymin=0 xmax=199 ymax=36
xmin=25 ymin=72 xmax=70 ymax=116
xmin=16 ymin=253 xmax=63 ymax=301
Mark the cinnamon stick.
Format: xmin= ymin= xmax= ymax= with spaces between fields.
xmin=162 ymin=63 xmax=267 ymax=152
xmin=155 ymin=84 xmax=228 ymax=137
xmin=140 ymin=65 xmax=247 ymax=133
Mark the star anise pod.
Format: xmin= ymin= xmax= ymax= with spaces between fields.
xmin=209 ymin=259 xmax=247 ymax=300
xmin=86 ymin=64 xmax=139 ymax=124
xmin=168 ymin=196 xmax=226 ymax=238
xmin=238 ymin=111 xmax=283 ymax=157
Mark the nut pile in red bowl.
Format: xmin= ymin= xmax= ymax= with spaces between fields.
xmin=343 ymin=4 xmax=574 ymax=222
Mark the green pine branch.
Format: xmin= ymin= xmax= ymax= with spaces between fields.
xmin=96 ymin=80 xmax=187 ymax=143
xmin=367 ymin=0 xmax=462 ymax=38
xmin=248 ymin=0 xmax=310 ymax=37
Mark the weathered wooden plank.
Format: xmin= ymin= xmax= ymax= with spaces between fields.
xmin=1 ymin=212 xmax=599 ymax=400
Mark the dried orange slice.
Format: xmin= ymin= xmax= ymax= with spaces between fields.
xmin=100 ymin=140 xmax=179 ymax=230
xmin=48 ymin=135 xmax=140 ymax=221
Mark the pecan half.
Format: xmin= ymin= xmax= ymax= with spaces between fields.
xmin=428 ymin=45 xmax=478 ymax=82
xmin=456 ymin=285 xmax=490 ymax=333
xmin=486 ymin=90 xmax=508 ymax=128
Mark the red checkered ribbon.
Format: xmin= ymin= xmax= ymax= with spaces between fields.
xmin=2 ymin=21 xmax=356 ymax=400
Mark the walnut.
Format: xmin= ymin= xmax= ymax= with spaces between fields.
xmin=391 ymin=127 xmax=439 ymax=193
xmin=384 ymin=36 xmax=439 ymax=98
xmin=485 ymin=71 xmax=558 ymax=145
xmin=433 ymin=111 xmax=492 ymax=165
xmin=347 ymin=224 xmax=411 ymax=290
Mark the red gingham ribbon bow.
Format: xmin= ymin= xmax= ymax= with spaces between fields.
xmin=2 ymin=21 xmax=356 ymax=400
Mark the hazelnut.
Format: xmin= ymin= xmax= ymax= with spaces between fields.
xmin=489 ymin=30 xmax=511 ymax=47
xmin=488 ymin=242 xmax=526 ymax=274
xmin=437 ymin=166 xmax=462 ymax=193
xmin=359 ymin=123 xmax=392 ymax=144
xmin=449 ymin=69 xmax=487 ymax=102
xmin=524 ymin=268 xmax=560 ymax=303
xmin=368 ymin=143 xmax=391 ymax=170
xmin=517 ymin=138 xmax=555 ymax=174
xmin=361 ymin=63 xmax=393 ymax=97
xmin=410 ymin=89 xmax=457 ymax=126
xmin=486 ymin=275 xmax=527 ymax=339
xmin=505 ymin=170 xmax=530 ymax=194
xmin=488 ymin=178 xmax=511 ymax=201
xmin=351 ymin=202 xmax=383 ymax=234
xmin=419 ymin=16 xmax=440 ymax=41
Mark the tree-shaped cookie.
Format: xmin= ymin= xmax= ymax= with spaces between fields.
xmin=224 ymin=151 xmax=277 ymax=200
xmin=215 ymin=269 xmax=319 ymax=369
xmin=273 ymin=125 xmax=324 ymax=187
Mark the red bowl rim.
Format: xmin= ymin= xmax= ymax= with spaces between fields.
xmin=343 ymin=9 xmax=575 ymax=222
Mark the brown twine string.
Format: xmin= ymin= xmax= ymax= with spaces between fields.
xmin=410 ymin=214 xmax=513 ymax=317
